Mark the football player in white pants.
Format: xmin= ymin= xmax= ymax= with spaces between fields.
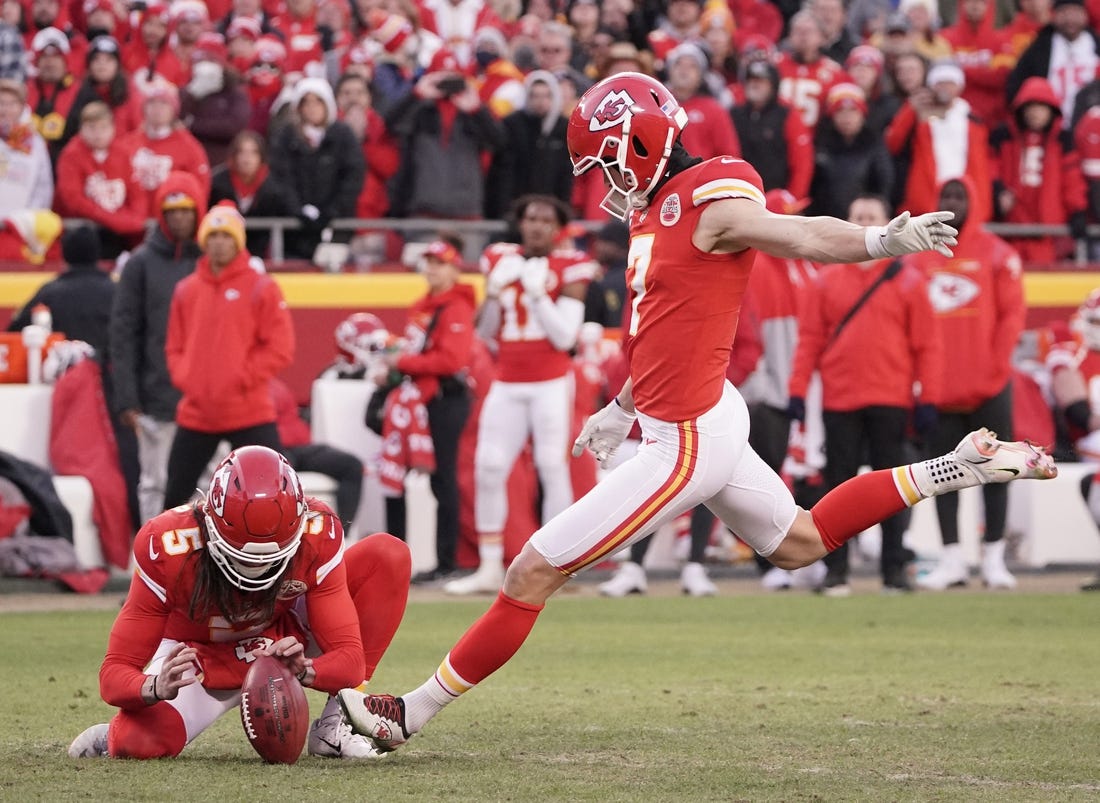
xmin=444 ymin=196 xmax=596 ymax=595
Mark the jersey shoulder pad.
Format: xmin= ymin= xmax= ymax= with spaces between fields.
xmin=480 ymin=242 xmax=521 ymax=274
xmin=688 ymin=158 xmax=766 ymax=208
xmin=133 ymin=509 xmax=203 ymax=603
xmin=299 ymin=501 xmax=344 ymax=584
xmin=552 ymin=249 xmax=598 ymax=284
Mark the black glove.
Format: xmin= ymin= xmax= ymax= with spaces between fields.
xmin=913 ymin=403 xmax=939 ymax=438
xmin=317 ymin=24 xmax=335 ymax=52
xmin=786 ymin=396 xmax=806 ymax=422
xmin=1069 ymin=210 xmax=1089 ymax=241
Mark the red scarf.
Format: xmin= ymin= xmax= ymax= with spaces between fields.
xmin=378 ymin=381 xmax=436 ymax=494
xmin=229 ymin=164 xmax=269 ymax=213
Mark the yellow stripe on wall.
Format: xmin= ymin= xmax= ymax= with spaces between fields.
xmin=0 ymin=273 xmax=486 ymax=309
xmin=0 ymin=271 xmax=1093 ymax=310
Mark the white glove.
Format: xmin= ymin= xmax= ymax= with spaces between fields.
xmin=521 ymin=256 xmax=549 ymax=299
xmin=571 ymin=399 xmax=637 ymax=463
xmin=865 ymin=210 xmax=958 ymax=259
xmin=486 ymin=254 xmax=524 ymax=297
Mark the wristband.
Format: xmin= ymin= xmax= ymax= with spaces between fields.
xmin=151 ymin=676 xmax=161 ymax=702
xmin=865 ymin=225 xmax=890 ymax=259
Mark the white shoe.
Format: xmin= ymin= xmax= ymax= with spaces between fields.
xmin=681 ymin=562 xmax=717 ymax=596
xmin=337 ymin=690 xmax=411 ymax=753
xmin=597 ymin=561 xmax=647 ymax=597
xmin=951 ymin=428 xmax=1057 ymax=486
xmin=761 ymin=566 xmax=793 ymax=590
xmin=981 ymin=540 xmax=1017 ymax=589
xmin=790 ymin=561 xmax=827 ymax=590
xmin=916 ymin=545 xmax=969 ymax=590
xmin=308 ymin=696 xmax=388 ymax=759
xmin=442 ymin=562 xmax=504 ymax=595
xmin=68 ymin=723 xmax=109 ymax=758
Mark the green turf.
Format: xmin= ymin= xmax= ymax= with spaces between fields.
xmin=3 ymin=593 xmax=1099 ymax=802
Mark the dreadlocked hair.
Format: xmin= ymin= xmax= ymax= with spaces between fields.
xmin=187 ymin=503 xmax=283 ymax=628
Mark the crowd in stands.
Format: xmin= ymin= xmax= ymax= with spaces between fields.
xmin=4 ymin=0 xmax=1100 ymax=594
xmin=0 ymin=0 xmax=1098 ymax=263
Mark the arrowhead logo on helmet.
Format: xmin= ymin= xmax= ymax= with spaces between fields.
xmin=590 ymin=90 xmax=636 ymax=131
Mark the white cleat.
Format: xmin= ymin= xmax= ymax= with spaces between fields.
xmin=681 ymin=562 xmax=717 ymax=596
xmin=442 ymin=562 xmax=504 ymax=595
xmin=952 ymin=428 xmax=1058 ymax=485
xmin=337 ymin=690 xmax=411 ymax=753
xmin=916 ymin=544 xmax=969 ymax=591
xmin=597 ymin=561 xmax=647 ymax=597
xmin=761 ymin=566 xmax=793 ymax=591
xmin=68 ymin=723 xmax=109 ymax=758
xmin=308 ymin=696 xmax=388 ymax=759
xmin=981 ymin=540 xmax=1017 ymax=590
xmin=791 ymin=561 xmax=827 ymax=590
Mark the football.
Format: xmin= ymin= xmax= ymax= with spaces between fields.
xmin=239 ymin=655 xmax=309 ymax=764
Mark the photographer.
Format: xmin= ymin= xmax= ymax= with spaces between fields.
xmin=385 ymin=49 xmax=505 ymax=220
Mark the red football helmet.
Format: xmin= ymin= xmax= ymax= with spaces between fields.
xmin=334 ymin=312 xmax=389 ymax=367
xmin=1077 ymin=288 xmax=1100 ymax=351
xmin=204 ymin=446 xmax=307 ymax=591
xmin=567 ymin=71 xmax=689 ymax=220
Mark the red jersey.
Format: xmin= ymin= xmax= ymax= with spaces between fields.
xmin=118 ymin=126 xmax=211 ymax=218
xmin=626 ymin=157 xmax=765 ymax=421
xmin=99 ymin=500 xmax=363 ymax=709
xmin=775 ymin=53 xmax=849 ymax=128
xmin=479 ymin=243 xmax=597 ymax=383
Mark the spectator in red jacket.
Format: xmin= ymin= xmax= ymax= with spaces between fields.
xmin=162 ymin=201 xmax=295 ymax=509
xmin=168 ymin=0 xmax=209 ymax=70
xmin=335 ymin=71 xmax=399 ymax=220
xmin=26 ymin=27 xmax=79 ymax=165
xmin=993 ymin=76 xmax=1087 ymax=263
xmin=905 ymin=176 xmax=1026 ymax=591
xmin=120 ymin=77 xmax=211 ymax=218
xmin=123 ymin=1 xmax=186 ymax=86
xmin=665 ymin=41 xmax=741 ymax=160
xmin=941 ymin=0 xmax=1018 ymax=130
xmin=54 ymin=100 xmax=147 ymax=257
xmin=788 ymin=194 xmax=942 ymax=594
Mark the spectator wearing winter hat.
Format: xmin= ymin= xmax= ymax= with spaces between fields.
xmin=245 ymin=34 xmax=286 ymax=134
xmin=885 ymin=59 xmax=992 ymax=221
xmin=54 ymin=100 xmax=147 ymax=257
xmin=365 ymin=10 xmax=423 ymax=114
xmin=486 ymin=69 xmax=572 ymax=219
xmin=647 ymin=0 xmax=703 ymax=73
xmin=666 ymin=42 xmax=741 ymax=161
xmin=181 ymin=33 xmax=252 ymax=165
xmin=807 ymin=82 xmax=895 ymax=219
xmin=61 ymin=35 xmax=140 ymax=149
xmin=270 ymin=0 xmax=324 ymax=78
xmin=162 ymin=199 xmax=294 ymax=510
xmin=119 ymin=78 xmax=211 ymax=218
xmin=81 ymin=0 xmax=123 ymax=44
xmin=0 ymin=79 xmax=54 ymax=217
xmin=8 ymin=224 xmax=112 ymax=357
xmin=895 ymin=0 xmax=952 ymax=62
xmin=225 ymin=15 xmax=261 ymax=74
xmin=385 ymin=47 xmax=505 ymax=220
xmin=216 ymin=0 xmax=280 ymax=41
xmin=698 ymin=4 xmax=739 ymax=87
xmin=471 ymin=26 xmax=525 ymax=119
xmin=844 ymin=44 xmax=898 ymax=135
xmin=27 ymin=27 xmax=79 ymax=165
xmin=731 ymin=57 xmax=814 ymax=200
xmin=1007 ymin=0 xmax=1100 ymax=127
xmin=169 ymin=0 xmax=210 ymax=69
xmin=268 ymin=77 xmax=364 ymax=261
xmin=942 ymin=0 xmax=1018 ymax=130
xmin=123 ymin=1 xmax=186 ymax=86
xmin=209 ymin=130 xmax=290 ymax=257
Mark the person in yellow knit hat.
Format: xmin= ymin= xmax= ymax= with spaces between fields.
xmin=161 ymin=200 xmax=296 ymax=510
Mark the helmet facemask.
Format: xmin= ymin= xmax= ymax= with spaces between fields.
xmin=205 ymin=511 xmax=305 ymax=592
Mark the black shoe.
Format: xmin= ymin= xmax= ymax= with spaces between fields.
xmin=411 ymin=568 xmax=456 ymax=585
xmin=882 ymin=565 xmax=913 ymax=594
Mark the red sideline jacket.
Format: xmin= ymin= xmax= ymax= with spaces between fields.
xmin=166 ymin=251 xmax=295 ymax=432
xmin=49 ymin=359 xmax=132 ymax=570
xmin=788 ymin=258 xmax=943 ymax=411
xmin=395 ymin=282 xmax=476 ymax=401
xmin=904 ymin=176 xmax=1025 ymax=411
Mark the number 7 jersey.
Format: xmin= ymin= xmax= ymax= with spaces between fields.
xmin=625 ymin=156 xmax=766 ymax=422
xmin=479 ymin=243 xmax=597 ymax=382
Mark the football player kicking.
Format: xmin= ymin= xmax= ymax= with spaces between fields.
xmin=68 ymin=446 xmax=411 ymax=760
xmin=338 ymin=72 xmax=1057 ymax=752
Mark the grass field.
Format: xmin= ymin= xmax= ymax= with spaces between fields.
xmin=3 ymin=587 xmax=1099 ymax=802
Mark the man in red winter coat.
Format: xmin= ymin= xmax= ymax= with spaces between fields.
xmin=54 ymin=100 xmax=147 ymax=258
xmin=941 ymin=0 xmax=1019 ymax=130
xmin=162 ymin=201 xmax=295 ymax=510
xmin=905 ymin=176 xmax=1026 ymax=591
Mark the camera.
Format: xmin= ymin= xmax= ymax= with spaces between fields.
xmin=437 ymin=76 xmax=467 ymax=96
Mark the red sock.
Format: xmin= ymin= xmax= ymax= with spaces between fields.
xmin=108 ymin=705 xmax=187 ymax=759
xmin=345 ymin=533 xmax=412 ymax=679
xmin=811 ymin=469 xmax=908 ymax=552
xmin=446 ymin=592 xmax=544 ymax=687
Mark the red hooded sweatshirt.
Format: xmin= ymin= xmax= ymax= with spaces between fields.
xmin=941 ymin=7 xmax=1016 ymax=128
xmin=904 ymin=175 xmax=1025 ymax=411
xmin=54 ymin=134 xmax=147 ymax=236
xmin=165 ymin=250 xmax=295 ymax=432
xmin=395 ymin=281 xmax=476 ymax=401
